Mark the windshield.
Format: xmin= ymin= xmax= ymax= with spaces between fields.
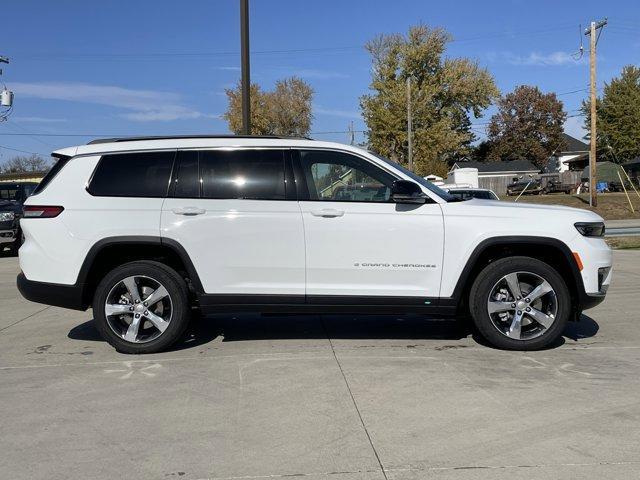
xmin=448 ymin=190 xmax=497 ymax=200
xmin=0 ymin=186 xmax=19 ymax=201
xmin=369 ymin=152 xmax=455 ymax=201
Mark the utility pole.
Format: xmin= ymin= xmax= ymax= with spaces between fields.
xmin=407 ymin=77 xmax=413 ymax=171
xmin=0 ymin=56 xmax=14 ymax=122
xmin=585 ymin=18 xmax=607 ymax=207
xmin=240 ymin=0 xmax=251 ymax=135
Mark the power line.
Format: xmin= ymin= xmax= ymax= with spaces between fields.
xmin=5 ymin=23 xmax=580 ymax=62
xmin=0 ymin=145 xmax=48 ymax=156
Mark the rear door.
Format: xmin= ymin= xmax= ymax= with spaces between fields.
xmin=294 ymin=149 xmax=444 ymax=300
xmin=161 ymin=148 xmax=305 ymax=300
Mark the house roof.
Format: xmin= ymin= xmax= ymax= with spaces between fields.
xmin=558 ymin=133 xmax=589 ymax=154
xmin=623 ymin=157 xmax=640 ymax=167
xmin=453 ymin=160 xmax=539 ymax=173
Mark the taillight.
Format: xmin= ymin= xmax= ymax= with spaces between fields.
xmin=22 ymin=206 xmax=64 ymax=218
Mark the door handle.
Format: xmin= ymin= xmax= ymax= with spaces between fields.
xmin=172 ymin=206 xmax=206 ymax=216
xmin=310 ymin=208 xmax=344 ymax=218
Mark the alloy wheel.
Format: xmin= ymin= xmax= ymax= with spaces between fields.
xmin=104 ymin=275 xmax=173 ymax=343
xmin=486 ymin=271 xmax=558 ymax=340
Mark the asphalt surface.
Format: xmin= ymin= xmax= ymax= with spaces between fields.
xmin=1 ymin=251 xmax=639 ymax=480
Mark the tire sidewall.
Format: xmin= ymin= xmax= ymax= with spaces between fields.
xmin=470 ymin=256 xmax=571 ymax=350
xmin=93 ymin=261 xmax=190 ymax=354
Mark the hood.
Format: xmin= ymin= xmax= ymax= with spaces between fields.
xmin=0 ymin=199 xmax=18 ymax=210
xmin=458 ymin=198 xmax=604 ymax=222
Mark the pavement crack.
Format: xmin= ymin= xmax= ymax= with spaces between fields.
xmin=0 ymin=306 xmax=50 ymax=333
xmin=320 ymin=315 xmax=389 ymax=480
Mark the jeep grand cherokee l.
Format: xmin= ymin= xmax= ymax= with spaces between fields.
xmin=16 ymin=136 xmax=612 ymax=353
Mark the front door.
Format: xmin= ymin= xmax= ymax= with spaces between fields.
xmin=161 ymin=148 xmax=305 ymax=299
xmin=294 ymin=149 xmax=444 ymax=300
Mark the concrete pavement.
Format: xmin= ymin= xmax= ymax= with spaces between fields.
xmin=1 ymin=251 xmax=639 ymax=480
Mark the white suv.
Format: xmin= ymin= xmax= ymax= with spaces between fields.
xmin=17 ymin=136 xmax=612 ymax=353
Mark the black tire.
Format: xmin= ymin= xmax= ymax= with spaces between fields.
xmin=93 ymin=261 xmax=191 ymax=354
xmin=469 ymin=256 xmax=570 ymax=350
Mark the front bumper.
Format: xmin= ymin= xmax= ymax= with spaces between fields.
xmin=0 ymin=229 xmax=16 ymax=245
xmin=17 ymin=273 xmax=87 ymax=311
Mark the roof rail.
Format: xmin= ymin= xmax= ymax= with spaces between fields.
xmin=86 ymin=134 xmax=312 ymax=145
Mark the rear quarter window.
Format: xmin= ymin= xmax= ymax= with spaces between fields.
xmin=88 ymin=151 xmax=175 ymax=197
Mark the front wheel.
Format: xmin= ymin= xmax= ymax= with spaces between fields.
xmin=93 ymin=261 xmax=191 ymax=354
xmin=469 ymin=256 xmax=570 ymax=350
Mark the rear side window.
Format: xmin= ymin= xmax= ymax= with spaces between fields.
xmin=88 ymin=151 xmax=174 ymax=197
xmin=32 ymin=157 xmax=69 ymax=195
xmin=172 ymin=149 xmax=286 ymax=200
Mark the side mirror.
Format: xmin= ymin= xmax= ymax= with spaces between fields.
xmin=391 ymin=180 xmax=428 ymax=204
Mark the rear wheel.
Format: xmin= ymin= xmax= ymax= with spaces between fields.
xmin=469 ymin=256 xmax=570 ymax=350
xmin=93 ymin=261 xmax=190 ymax=354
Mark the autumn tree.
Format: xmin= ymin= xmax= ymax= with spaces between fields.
xmin=224 ymin=76 xmax=314 ymax=136
xmin=360 ymin=25 xmax=498 ymax=177
xmin=582 ymin=65 xmax=640 ymax=162
xmin=486 ymin=85 xmax=566 ymax=169
xmin=0 ymin=154 xmax=50 ymax=174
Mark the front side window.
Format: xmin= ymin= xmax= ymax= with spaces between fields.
xmin=298 ymin=150 xmax=395 ymax=202
xmin=89 ymin=151 xmax=174 ymax=197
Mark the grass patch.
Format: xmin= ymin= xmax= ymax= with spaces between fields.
xmin=606 ymin=236 xmax=640 ymax=250
xmin=503 ymin=192 xmax=640 ymax=220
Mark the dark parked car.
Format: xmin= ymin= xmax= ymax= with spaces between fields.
xmin=543 ymin=179 xmax=573 ymax=194
xmin=0 ymin=182 xmax=38 ymax=252
xmin=443 ymin=188 xmax=499 ymax=200
xmin=506 ymin=179 xmax=543 ymax=196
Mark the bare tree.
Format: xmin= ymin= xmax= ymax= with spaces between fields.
xmin=0 ymin=154 xmax=51 ymax=174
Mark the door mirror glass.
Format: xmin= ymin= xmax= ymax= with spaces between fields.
xmin=391 ymin=180 xmax=427 ymax=204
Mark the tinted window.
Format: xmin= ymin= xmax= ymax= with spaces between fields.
xmin=299 ymin=150 xmax=395 ymax=202
xmin=199 ymin=149 xmax=285 ymax=200
xmin=33 ymin=157 xmax=69 ymax=195
xmin=173 ymin=150 xmax=200 ymax=198
xmin=22 ymin=184 xmax=37 ymax=198
xmin=89 ymin=151 xmax=174 ymax=197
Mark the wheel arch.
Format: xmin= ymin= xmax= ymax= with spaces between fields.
xmin=449 ymin=236 xmax=585 ymax=313
xmin=77 ymin=236 xmax=203 ymax=307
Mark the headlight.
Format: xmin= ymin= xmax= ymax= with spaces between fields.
xmin=575 ymin=221 xmax=605 ymax=237
xmin=0 ymin=211 xmax=15 ymax=222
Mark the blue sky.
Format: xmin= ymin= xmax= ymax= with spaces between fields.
xmin=1 ymin=0 xmax=639 ymax=161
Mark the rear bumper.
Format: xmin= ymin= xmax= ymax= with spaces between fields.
xmin=17 ymin=273 xmax=87 ymax=311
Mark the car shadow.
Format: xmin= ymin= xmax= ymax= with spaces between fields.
xmin=68 ymin=312 xmax=599 ymax=352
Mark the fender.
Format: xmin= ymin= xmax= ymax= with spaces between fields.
xmin=442 ymin=235 xmax=586 ymax=308
xmin=76 ymin=235 xmax=204 ymax=294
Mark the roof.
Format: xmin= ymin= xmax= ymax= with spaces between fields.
xmin=558 ymin=133 xmax=589 ymax=154
xmin=563 ymin=153 xmax=589 ymax=163
xmin=623 ymin=157 xmax=640 ymax=167
xmin=0 ymin=171 xmax=47 ymax=182
xmin=453 ymin=160 xmax=539 ymax=173
xmin=53 ymin=136 xmax=347 ymax=158
xmin=86 ymin=134 xmax=308 ymax=145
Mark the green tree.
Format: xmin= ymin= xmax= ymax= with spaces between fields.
xmin=486 ymin=85 xmax=566 ymax=169
xmin=582 ymin=65 xmax=640 ymax=162
xmin=224 ymin=76 xmax=314 ymax=136
xmin=360 ymin=25 xmax=498 ymax=177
